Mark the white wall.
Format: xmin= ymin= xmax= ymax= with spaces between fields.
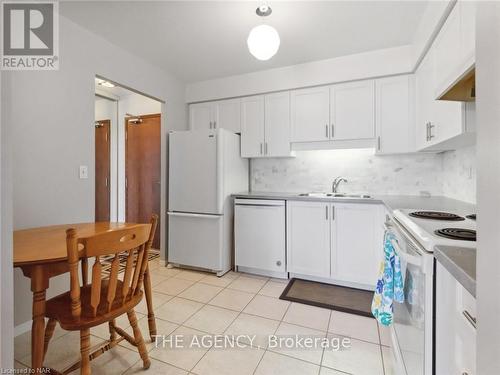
xmin=476 ymin=3 xmax=500 ymax=373
xmin=95 ymin=97 xmax=118 ymax=221
xmin=1 ymin=69 xmax=15 ymax=368
xmin=251 ymin=147 xmax=476 ymax=203
xmin=116 ymin=92 xmax=162 ymax=222
xmin=186 ymin=45 xmax=413 ymax=103
xmin=5 ymin=15 xmax=187 ymax=330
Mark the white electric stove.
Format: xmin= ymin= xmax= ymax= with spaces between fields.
xmin=393 ymin=209 xmax=477 ymax=252
xmin=386 ymin=209 xmax=476 ymax=375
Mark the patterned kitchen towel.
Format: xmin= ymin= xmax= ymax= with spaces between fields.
xmin=371 ymin=231 xmax=404 ymax=326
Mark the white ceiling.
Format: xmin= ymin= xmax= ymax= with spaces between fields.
xmin=95 ymin=78 xmax=133 ymax=98
xmin=62 ymin=1 xmax=431 ymax=83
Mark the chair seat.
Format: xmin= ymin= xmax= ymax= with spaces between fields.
xmin=45 ymin=280 xmax=143 ymax=331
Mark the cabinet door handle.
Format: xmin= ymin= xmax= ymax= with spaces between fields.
xmin=377 ymin=136 xmax=381 ymax=151
xmin=428 ymin=123 xmax=435 ymax=140
xmin=325 ymin=205 xmax=329 ymax=220
xmin=425 ymin=122 xmax=430 ymax=141
xmin=214 ymin=120 xmax=217 ymax=129
xmin=265 ymin=142 xmax=268 ymax=155
xmin=325 ymin=125 xmax=329 ymax=139
xmin=462 ymin=310 xmax=477 ymax=329
xmin=260 ymin=143 xmax=263 ymax=155
xmin=331 ymin=206 xmax=335 ymax=220
xmin=331 ymin=124 xmax=334 ymax=139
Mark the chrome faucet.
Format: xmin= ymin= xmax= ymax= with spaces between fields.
xmin=332 ymin=177 xmax=348 ymax=193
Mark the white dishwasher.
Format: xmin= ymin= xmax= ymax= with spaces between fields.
xmin=234 ymin=199 xmax=287 ymax=279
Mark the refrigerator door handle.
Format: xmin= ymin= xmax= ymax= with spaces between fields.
xmin=167 ymin=212 xmax=222 ymax=219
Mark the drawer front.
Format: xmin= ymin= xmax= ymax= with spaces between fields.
xmin=168 ymin=213 xmax=223 ymax=271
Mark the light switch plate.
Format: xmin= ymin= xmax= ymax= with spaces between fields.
xmin=79 ymin=165 xmax=88 ymax=179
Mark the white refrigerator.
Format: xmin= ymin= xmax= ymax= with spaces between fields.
xmin=168 ymin=128 xmax=249 ymax=275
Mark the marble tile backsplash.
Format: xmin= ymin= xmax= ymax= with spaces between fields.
xmin=441 ymin=145 xmax=476 ymax=203
xmin=250 ymin=146 xmax=476 ymax=203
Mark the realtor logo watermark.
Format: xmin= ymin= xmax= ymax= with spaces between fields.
xmin=1 ymin=0 xmax=59 ymax=70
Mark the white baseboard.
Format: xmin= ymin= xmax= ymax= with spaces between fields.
xmin=14 ymin=320 xmax=32 ymax=337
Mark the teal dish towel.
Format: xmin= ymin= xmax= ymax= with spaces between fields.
xmin=371 ymin=231 xmax=404 ymax=326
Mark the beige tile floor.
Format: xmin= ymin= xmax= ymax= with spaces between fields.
xmin=14 ymin=258 xmax=396 ymax=375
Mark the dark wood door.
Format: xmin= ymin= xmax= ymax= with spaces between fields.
xmin=125 ymin=113 xmax=161 ymax=248
xmin=95 ymin=120 xmax=111 ymax=221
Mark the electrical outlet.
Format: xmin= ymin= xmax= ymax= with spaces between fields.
xmin=79 ymin=165 xmax=88 ymax=179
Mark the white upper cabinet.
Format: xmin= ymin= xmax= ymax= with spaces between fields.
xmin=415 ymin=49 xmax=435 ymax=151
xmin=189 ymin=102 xmax=213 ymax=131
xmin=189 ymin=98 xmax=241 ymax=132
xmin=460 ymin=0 xmax=476 ymax=62
xmin=264 ymin=92 xmax=292 ymax=157
xmin=415 ymin=4 xmax=475 ymax=152
xmin=241 ymin=95 xmax=265 ymax=157
xmin=241 ymin=92 xmax=292 ymax=158
xmin=433 ymin=3 xmax=462 ymax=96
xmin=331 ymin=203 xmax=383 ymax=286
xmin=214 ymin=98 xmax=241 ymax=133
xmin=434 ymin=1 xmax=476 ymax=99
xmin=375 ymin=75 xmax=414 ymax=154
xmin=287 ymin=201 xmax=331 ymax=278
xmin=291 ymin=86 xmax=330 ymax=142
xmin=330 ymin=80 xmax=375 ymax=141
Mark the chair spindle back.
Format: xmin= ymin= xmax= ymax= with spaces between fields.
xmin=66 ymin=215 xmax=158 ymax=320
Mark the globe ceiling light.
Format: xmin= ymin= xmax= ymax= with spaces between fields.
xmin=247 ymin=5 xmax=280 ymax=61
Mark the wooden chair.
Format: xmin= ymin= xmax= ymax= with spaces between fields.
xmin=43 ymin=215 xmax=158 ymax=375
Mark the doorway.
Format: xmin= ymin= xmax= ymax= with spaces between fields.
xmin=125 ymin=113 xmax=161 ymax=248
xmin=95 ymin=119 xmax=111 ymax=221
xmin=94 ymin=77 xmax=163 ymax=250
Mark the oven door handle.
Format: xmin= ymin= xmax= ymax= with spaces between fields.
xmin=390 ymin=239 xmax=422 ymax=267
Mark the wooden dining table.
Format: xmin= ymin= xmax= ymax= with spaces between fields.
xmin=14 ymin=222 xmax=158 ymax=371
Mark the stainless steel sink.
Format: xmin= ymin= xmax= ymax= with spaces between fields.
xmin=298 ymin=192 xmax=372 ymax=199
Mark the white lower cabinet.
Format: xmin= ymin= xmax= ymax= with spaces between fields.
xmin=331 ymin=203 xmax=384 ymax=286
xmin=286 ymin=201 xmax=331 ymax=278
xmin=436 ymin=262 xmax=476 ymax=375
xmin=286 ymin=200 xmax=383 ymax=288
